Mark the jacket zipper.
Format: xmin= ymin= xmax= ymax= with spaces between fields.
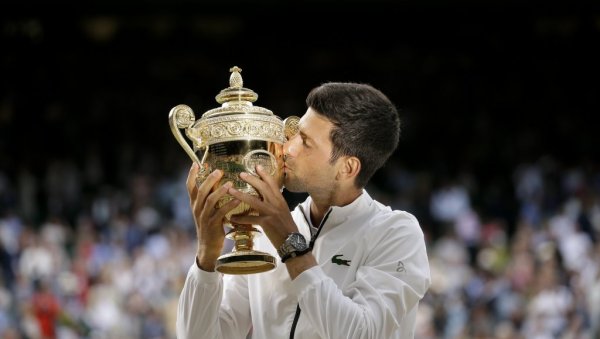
xmin=289 ymin=206 xmax=332 ymax=339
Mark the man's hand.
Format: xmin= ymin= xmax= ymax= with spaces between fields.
xmin=187 ymin=163 xmax=241 ymax=271
xmin=226 ymin=165 xmax=298 ymax=250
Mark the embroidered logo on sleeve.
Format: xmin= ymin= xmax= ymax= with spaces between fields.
xmin=396 ymin=261 xmax=406 ymax=273
xmin=331 ymin=254 xmax=351 ymax=266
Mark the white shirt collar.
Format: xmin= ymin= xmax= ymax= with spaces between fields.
xmin=299 ymin=189 xmax=373 ymax=231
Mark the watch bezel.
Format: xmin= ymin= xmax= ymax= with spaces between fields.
xmin=278 ymin=232 xmax=309 ymax=261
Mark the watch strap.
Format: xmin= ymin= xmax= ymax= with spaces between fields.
xmin=281 ymin=247 xmax=311 ymax=263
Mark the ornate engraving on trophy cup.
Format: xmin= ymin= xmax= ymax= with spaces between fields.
xmin=169 ymin=66 xmax=299 ymax=274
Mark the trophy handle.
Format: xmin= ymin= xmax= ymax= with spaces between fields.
xmin=283 ymin=116 xmax=300 ymax=140
xmin=169 ymin=104 xmax=202 ymax=164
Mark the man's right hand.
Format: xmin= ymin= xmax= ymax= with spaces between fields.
xmin=186 ymin=163 xmax=241 ymax=271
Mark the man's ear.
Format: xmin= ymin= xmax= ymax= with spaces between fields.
xmin=337 ymin=156 xmax=361 ymax=181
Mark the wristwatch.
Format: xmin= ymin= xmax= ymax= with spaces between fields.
xmin=278 ymin=232 xmax=310 ymax=263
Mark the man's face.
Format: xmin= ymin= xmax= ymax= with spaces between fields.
xmin=283 ymin=108 xmax=338 ymax=194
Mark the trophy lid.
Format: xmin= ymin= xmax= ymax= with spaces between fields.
xmin=202 ymin=66 xmax=275 ymax=118
xmin=189 ymin=66 xmax=286 ymax=147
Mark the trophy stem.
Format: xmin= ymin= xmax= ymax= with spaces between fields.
xmin=231 ymin=226 xmax=255 ymax=252
xmin=215 ymin=224 xmax=276 ymax=275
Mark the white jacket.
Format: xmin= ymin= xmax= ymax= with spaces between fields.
xmin=177 ymin=190 xmax=431 ymax=338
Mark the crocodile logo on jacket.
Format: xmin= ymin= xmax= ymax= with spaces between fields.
xmin=331 ymin=254 xmax=351 ymax=266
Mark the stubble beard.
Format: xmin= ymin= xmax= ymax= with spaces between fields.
xmin=283 ymin=172 xmax=308 ymax=193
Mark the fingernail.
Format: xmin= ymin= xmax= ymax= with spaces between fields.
xmin=240 ymin=172 xmax=247 ymax=179
xmin=213 ymin=169 xmax=222 ymax=177
xmin=224 ymin=181 xmax=233 ymax=188
xmin=256 ymin=165 xmax=263 ymax=171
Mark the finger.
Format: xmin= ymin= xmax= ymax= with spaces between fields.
xmin=213 ymin=198 xmax=241 ymax=221
xmin=205 ymin=181 xmax=234 ymax=211
xmin=227 ymin=186 xmax=266 ymax=212
xmin=186 ymin=162 xmax=199 ymax=195
xmin=196 ymin=170 xmax=224 ymax=207
xmin=255 ymin=165 xmax=279 ymax=194
xmin=239 ymin=171 xmax=269 ymax=194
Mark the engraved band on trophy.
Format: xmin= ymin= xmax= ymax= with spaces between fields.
xmin=169 ymin=66 xmax=299 ymax=274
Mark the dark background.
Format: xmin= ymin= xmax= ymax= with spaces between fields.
xmin=1 ymin=2 xmax=600 ymax=337
xmin=1 ymin=1 xmax=599 ymax=228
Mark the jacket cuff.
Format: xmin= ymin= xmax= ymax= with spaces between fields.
xmin=290 ymin=265 xmax=329 ymax=298
xmin=187 ymin=262 xmax=222 ymax=284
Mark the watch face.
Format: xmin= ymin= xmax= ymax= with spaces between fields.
xmin=279 ymin=232 xmax=309 ymax=258
xmin=289 ymin=233 xmax=307 ymax=249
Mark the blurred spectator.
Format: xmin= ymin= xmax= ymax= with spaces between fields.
xmin=30 ymin=278 xmax=60 ymax=339
xmin=0 ymin=153 xmax=598 ymax=338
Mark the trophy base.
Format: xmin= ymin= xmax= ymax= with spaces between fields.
xmin=215 ymin=250 xmax=276 ymax=275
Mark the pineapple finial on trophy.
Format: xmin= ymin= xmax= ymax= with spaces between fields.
xmin=229 ymin=66 xmax=243 ymax=88
xmin=216 ymin=65 xmax=258 ymax=104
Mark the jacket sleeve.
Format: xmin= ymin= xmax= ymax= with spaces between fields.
xmin=290 ymin=217 xmax=431 ymax=338
xmin=176 ymin=263 xmax=252 ymax=339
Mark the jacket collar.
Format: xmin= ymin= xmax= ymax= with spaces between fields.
xmin=299 ymin=189 xmax=373 ymax=232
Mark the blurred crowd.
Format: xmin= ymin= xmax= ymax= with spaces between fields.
xmin=0 ymin=151 xmax=599 ymax=339
xmin=2 ymin=2 xmax=599 ymax=338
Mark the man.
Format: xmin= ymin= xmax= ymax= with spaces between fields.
xmin=177 ymin=82 xmax=431 ymax=338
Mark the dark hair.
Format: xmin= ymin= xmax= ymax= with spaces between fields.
xmin=306 ymin=82 xmax=400 ymax=188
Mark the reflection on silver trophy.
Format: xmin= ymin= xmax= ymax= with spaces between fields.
xmin=169 ymin=66 xmax=299 ymax=274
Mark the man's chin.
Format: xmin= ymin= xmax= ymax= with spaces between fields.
xmin=283 ymin=178 xmax=304 ymax=193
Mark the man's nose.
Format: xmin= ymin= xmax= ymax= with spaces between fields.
xmin=283 ymin=134 xmax=300 ymax=157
